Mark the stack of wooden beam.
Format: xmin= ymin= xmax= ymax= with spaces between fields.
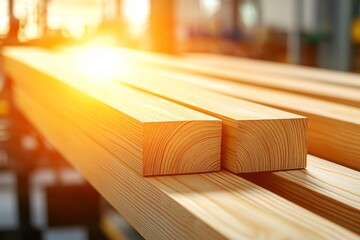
xmin=2 ymin=47 xmax=359 ymax=239
xmin=108 ymin=47 xmax=360 ymax=170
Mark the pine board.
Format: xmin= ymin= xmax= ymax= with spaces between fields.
xmin=3 ymin=48 xmax=222 ymax=176
xmin=241 ymin=155 xmax=360 ymax=233
xmin=102 ymin=47 xmax=360 ymax=107
xmin=4 ymin=47 xmax=308 ymax=173
xmin=13 ymin=87 xmax=358 ymax=240
xmin=185 ymin=53 xmax=360 ymax=89
xmin=112 ymin=65 xmax=360 ymax=171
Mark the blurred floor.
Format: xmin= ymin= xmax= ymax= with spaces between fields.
xmin=0 ymin=167 xmax=143 ymax=240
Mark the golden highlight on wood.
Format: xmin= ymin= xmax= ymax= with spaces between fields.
xmin=67 ymin=46 xmax=358 ymax=170
xmin=241 ymin=155 xmax=360 ymax=233
xmin=111 ymin=66 xmax=307 ymax=173
xmin=5 ymin=47 xmax=308 ymax=173
xmin=3 ymin=48 xmax=222 ymax=176
xmin=13 ymin=88 xmax=357 ymax=240
xmin=110 ymin=48 xmax=360 ymax=107
xmin=105 ymin=57 xmax=358 ymax=171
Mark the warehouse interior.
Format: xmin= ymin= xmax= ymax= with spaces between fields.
xmin=0 ymin=1 xmax=359 ymax=240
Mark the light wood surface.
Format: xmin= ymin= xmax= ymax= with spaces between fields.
xmin=71 ymin=46 xmax=358 ymax=169
xmin=4 ymin=47 xmax=308 ymax=173
xmin=112 ymin=65 xmax=359 ymax=171
xmin=185 ymin=53 xmax=360 ymax=89
xmin=112 ymin=66 xmax=308 ymax=173
xmin=13 ymin=87 xmax=358 ymax=240
xmin=168 ymin=71 xmax=360 ymax=170
xmin=3 ymin=48 xmax=222 ymax=176
xmin=241 ymin=155 xmax=360 ymax=233
xmin=102 ymin=47 xmax=360 ymax=107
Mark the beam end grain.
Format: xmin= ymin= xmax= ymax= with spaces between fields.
xmin=234 ymin=118 xmax=307 ymax=172
xmin=143 ymin=121 xmax=221 ymax=176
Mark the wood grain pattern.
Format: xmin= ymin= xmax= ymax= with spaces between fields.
xmin=110 ymin=63 xmax=359 ymax=171
xmin=191 ymin=65 xmax=360 ymax=107
xmin=4 ymin=47 xmax=308 ymax=173
xmin=185 ymin=53 xmax=360 ymax=89
xmin=112 ymin=67 xmax=308 ymax=173
xmin=165 ymin=71 xmax=360 ymax=170
xmin=3 ymin=48 xmax=222 ymax=176
xmin=62 ymin=46 xmax=358 ymax=170
xmin=241 ymin=155 xmax=360 ymax=233
xmin=99 ymin=47 xmax=360 ymax=107
xmin=13 ymin=87 xmax=358 ymax=240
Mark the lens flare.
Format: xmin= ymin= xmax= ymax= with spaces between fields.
xmin=71 ymin=46 xmax=123 ymax=84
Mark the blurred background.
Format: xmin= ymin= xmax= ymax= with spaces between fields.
xmin=0 ymin=0 xmax=359 ymax=239
xmin=0 ymin=0 xmax=360 ymax=71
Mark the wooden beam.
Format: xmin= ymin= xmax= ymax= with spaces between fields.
xmin=3 ymin=48 xmax=222 ymax=176
xmin=175 ymin=70 xmax=358 ymax=168
xmin=89 ymin=49 xmax=360 ymax=170
xmin=241 ymin=155 xmax=360 ymax=234
xmin=3 ymin=47 xmax=308 ymax=173
xmin=185 ymin=53 xmax=360 ymax=89
xmin=13 ymin=87 xmax=357 ymax=240
xmin=109 ymin=80 xmax=308 ymax=174
xmin=77 ymin=48 xmax=308 ymax=173
xmin=108 ymin=47 xmax=360 ymax=107
xmin=96 ymin=54 xmax=359 ymax=170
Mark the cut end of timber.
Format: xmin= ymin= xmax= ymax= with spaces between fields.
xmin=142 ymin=120 xmax=222 ymax=176
xmin=231 ymin=117 xmax=307 ymax=173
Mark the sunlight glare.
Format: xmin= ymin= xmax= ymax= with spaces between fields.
xmin=0 ymin=0 xmax=9 ymax=35
xmin=122 ymin=0 xmax=150 ymax=36
xmin=73 ymin=46 xmax=123 ymax=84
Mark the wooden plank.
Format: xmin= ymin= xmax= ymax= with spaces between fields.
xmin=13 ymin=87 xmax=358 ymax=240
xmin=164 ymin=71 xmax=360 ymax=170
xmin=54 ymin=47 xmax=310 ymax=173
xmin=240 ymin=155 xmax=360 ymax=233
xmin=104 ymin=47 xmax=360 ymax=107
xmin=108 ymin=64 xmax=360 ymax=171
xmin=3 ymin=47 xmax=308 ymax=173
xmin=185 ymin=53 xmax=360 ymax=89
xmin=3 ymin=48 xmax=222 ymax=176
